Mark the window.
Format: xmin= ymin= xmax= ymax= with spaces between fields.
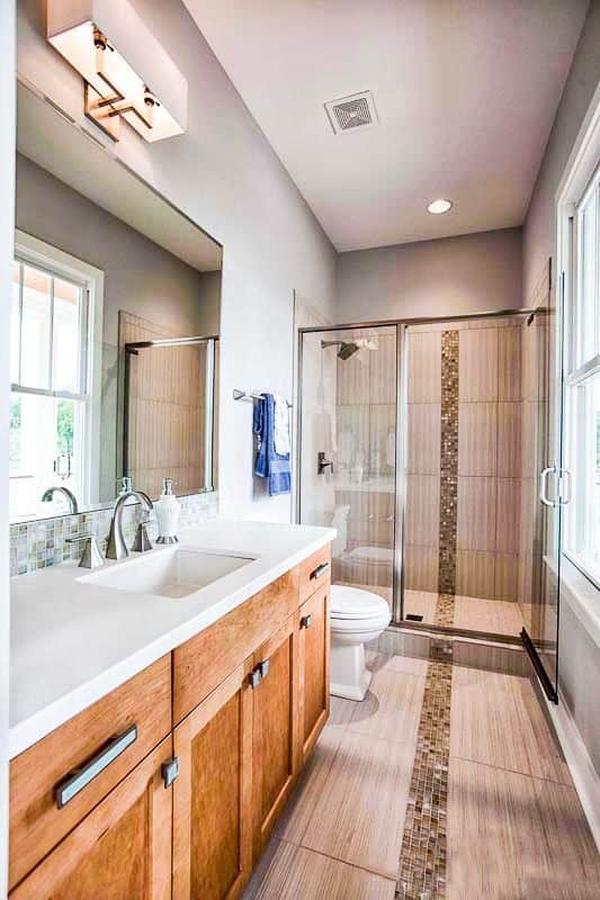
xmin=563 ymin=162 xmax=600 ymax=587
xmin=9 ymin=235 xmax=103 ymax=520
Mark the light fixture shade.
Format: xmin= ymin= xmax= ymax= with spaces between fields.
xmin=47 ymin=0 xmax=188 ymax=142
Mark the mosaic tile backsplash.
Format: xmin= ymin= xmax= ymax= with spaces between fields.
xmin=9 ymin=491 xmax=219 ymax=577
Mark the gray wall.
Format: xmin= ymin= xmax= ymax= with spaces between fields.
xmin=17 ymin=0 xmax=337 ymax=522
xmin=523 ymin=0 xmax=600 ymax=774
xmin=335 ymin=227 xmax=522 ymax=323
xmin=524 ymin=0 xmax=600 ymax=302
xmin=16 ymin=154 xmax=220 ymax=345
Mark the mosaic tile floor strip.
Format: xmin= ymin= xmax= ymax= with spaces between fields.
xmin=396 ymin=659 xmax=453 ymax=899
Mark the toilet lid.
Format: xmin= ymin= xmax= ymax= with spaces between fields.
xmin=330 ymin=584 xmax=390 ymax=620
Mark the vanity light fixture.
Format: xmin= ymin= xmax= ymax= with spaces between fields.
xmin=46 ymin=0 xmax=188 ymax=142
xmin=427 ymin=198 xmax=453 ymax=215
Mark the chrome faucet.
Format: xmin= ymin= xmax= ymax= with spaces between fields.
xmin=41 ymin=486 xmax=79 ymax=514
xmin=106 ymin=490 xmax=153 ymax=560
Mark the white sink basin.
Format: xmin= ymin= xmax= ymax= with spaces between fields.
xmin=78 ymin=548 xmax=255 ymax=599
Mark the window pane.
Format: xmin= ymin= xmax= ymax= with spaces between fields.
xmin=576 ymin=192 xmax=599 ymax=367
xmin=565 ymin=371 xmax=600 ymax=583
xmin=10 ymin=262 xmax=21 ymax=383
xmin=9 ymin=396 xmax=22 ymax=474
xmin=20 ymin=264 xmax=51 ymax=389
xmin=53 ymin=278 xmax=82 ymax=392
xmin=9 ymin=392 xmax=84 ymax=520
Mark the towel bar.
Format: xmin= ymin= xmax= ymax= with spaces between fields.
xmin=233 ymin=389 xmax=292 ymax=407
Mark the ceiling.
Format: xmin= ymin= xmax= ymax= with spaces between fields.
xmin=184 ymin=0 xmax=588 ymax=251
xmin=17 ymin=83 xmax=222 ymax=272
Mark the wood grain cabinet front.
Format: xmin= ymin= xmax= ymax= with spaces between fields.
xmin=298 ymin=545 xmax=332 ymax=607
xmin=9 ymin=655 xmax=172 ymax=890
xmin=10 ymin=737 xmax=174 ymax=900
xmin=298 ymin=583 xmax=330 ymax=762
xmin=172 ymin=658 xmax=254 ymax=900
xmin=251 ymin=614 xmax=300 ymax=859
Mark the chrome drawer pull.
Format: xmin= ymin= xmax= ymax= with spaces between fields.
xmin=300 ymin=614 xmax=312 ymax=630
xmin=310 ymin=561 xmax=329 ymax=581
xmin=55 ymin=724 xmax=138 ymax=809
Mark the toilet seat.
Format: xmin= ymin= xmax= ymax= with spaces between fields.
xmin=330 ymin=585 xmax=390 ymax=631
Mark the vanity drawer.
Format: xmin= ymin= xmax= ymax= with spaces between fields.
xmin=298 ymin=545 xmax=332 ymax=605
xmin=9 ymin=655 xmax=171 ymax=890
xmin=173 ymin=570 xmax=298 ymax=724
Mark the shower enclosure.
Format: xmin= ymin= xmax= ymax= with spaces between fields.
xmin=298 ymin=309 xmax=564 ymax=699
xmin=298 ymin=326 xmax=399 ymax=612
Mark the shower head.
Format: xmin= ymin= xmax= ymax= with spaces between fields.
xmin=320 ymin=339 xmax=361 ymax=360
xmin=337 ymin=341 xmax=360 ymax=360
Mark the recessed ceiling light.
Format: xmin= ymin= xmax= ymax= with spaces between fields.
xmin=427 ymin=198 xmax=453 ymax=215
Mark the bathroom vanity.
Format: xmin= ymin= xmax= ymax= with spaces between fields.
xmin=8 ymin=521 xmax=333 ymax=898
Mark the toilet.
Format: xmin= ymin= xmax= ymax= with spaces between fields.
xmin=329 ymin=584 xmax=391 ymax=701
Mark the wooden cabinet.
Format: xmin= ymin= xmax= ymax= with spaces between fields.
xmin=298 ymin=584 xmax=330 ymax=762
xmin=9 ymin=656 xmax=172 ymax=890
xmin=251 ymin=615 xmax=300 ymax=858
xmin=173 ymin=571 xmax=298 ymax=724
xmin=9 ymin=545 xmax=332 ymax=899
xmin=11 ymin=738 xmax=174 ymax=900
xmin=172 ymin=659 xmax=254 ymax=900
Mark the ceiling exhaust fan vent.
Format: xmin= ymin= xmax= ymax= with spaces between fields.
xmin=324 ymin=91 xmax=378 ymax=135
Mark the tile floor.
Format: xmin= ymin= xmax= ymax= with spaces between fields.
xmin=243 ymin=650 xmax=600 ymax=900
xmin=404 ymin=589 xmax=525 ymax=637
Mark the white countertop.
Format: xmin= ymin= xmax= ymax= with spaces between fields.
xmin=10 ymin=519 xmax=335 ymax=759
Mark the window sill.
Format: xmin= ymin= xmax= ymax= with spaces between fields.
xmin=560 ymin=555 xmax=600 ymax=651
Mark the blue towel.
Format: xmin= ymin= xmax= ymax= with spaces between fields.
xmin=253 ymin=393 xmax=291 ymax=496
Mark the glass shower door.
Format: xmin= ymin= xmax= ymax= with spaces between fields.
xmin=298 ymin=325 xmax=398 ymax=614
xmin=523 ymin=272 xmax=565 ymax=701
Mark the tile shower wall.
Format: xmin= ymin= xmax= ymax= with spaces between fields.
xmin=9 ymin=491 xmax=218 ymax=577
xmin=405 ymin=318 xmax=523 ymax=601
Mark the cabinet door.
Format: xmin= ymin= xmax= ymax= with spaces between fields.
xmin=298 ymin=583 xmax=330 ymax=761
xmin=252 ymin=615 xmax=299 ymax=858
xmin=172 ymin=659 xmax=254 ymax=900
xmin=10 ymin=738 xmax=173 ymax=900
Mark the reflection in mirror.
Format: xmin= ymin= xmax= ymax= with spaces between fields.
xmin=11 ymin=85 xmax=222 ymax=523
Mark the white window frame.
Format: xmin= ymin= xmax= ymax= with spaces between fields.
xmin=12 ymin=231 xmax=104 ymax=507
xmin=556 ymin=79 xmax=600 ymax=596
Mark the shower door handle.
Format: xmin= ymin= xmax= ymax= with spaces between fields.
xmin=539 ymin=466 xmax=558 ymax=508
xmin=317 ymin=452 xmax=334 ymax=475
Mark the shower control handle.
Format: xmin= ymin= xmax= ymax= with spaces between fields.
xmin=317 ymin=452 xmax=334 ymax=475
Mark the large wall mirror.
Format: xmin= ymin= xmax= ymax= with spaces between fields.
xmin=10 ymin=83 xmax=222 ymax=523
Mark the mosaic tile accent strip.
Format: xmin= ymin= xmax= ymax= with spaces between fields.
xmin=9 ymin=491 xmax=219 ymax=577
xmin=396 ymin=658 xmax=453 ymax=899
xmin=438 ymin=330 xmax=459 ymax=595
xmin=435 ymin=593 xmax=455 ymax=628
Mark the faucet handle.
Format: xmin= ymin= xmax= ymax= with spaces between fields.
xmin=65 ymin=534 xmax=105 ymax=569
xmin=132 ymin=521 xmax=152 ymax=553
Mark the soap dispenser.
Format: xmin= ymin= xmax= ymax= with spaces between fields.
xmin=155 ymin=478 xmax=180 ymax=544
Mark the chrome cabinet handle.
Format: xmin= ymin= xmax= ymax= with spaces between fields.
xmin=300 ymin=614 xmax=312 ymax=629
xmin=162 ymin=757 xmax=179 ymax=789
xmin=539 ymin=466 xmax=558 ymax=508
xmin=249 ymin=668 xmax=262 ymax=689
xmin=249 ymin=659 xmax=270 ymax=689
xmin=55 ymin=724 xmax=137 ymax=809
xmin=310 ymin=561 xmax=329 ymax=581
xmin=257 ymin=659 xmax=270 ymax=680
